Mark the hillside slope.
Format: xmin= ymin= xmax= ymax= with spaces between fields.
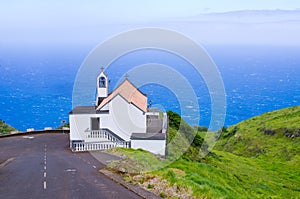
xmin=0 ymin=119 xmax=16 ymax=134
xmin=107 ymin=108 xmax=300 ymax=198
xmin=216 ymin=106 xmax=300 ymax=161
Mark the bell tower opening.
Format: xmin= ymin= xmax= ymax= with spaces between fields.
xmin=99 ymin=76 xmax=106 ymax=88
xmin=95 ymin=67 xmax=108 ymax=106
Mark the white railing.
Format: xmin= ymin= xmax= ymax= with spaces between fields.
xmin=72 ymin=128 xmax=129 ymax=152
xmin=72 ymin=141 xmax=130 ymax=152
xmin=85 ymin=129 xmax=122 ymax=142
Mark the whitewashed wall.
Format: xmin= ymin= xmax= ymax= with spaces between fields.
xmin=101 ymin=95 xmax=146 ymax=141
xmin=131 ymin=139 xmax=166 ymax=156
xmin=70 ymin=95 xmax=147 ymax=143
xmin=70 ymin=113 xmax=98 ymax=141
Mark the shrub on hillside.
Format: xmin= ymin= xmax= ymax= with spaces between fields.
xmin=0 ymin=119 xmax=16 ymax=134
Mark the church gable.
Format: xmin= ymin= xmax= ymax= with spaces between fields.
xmin=97 ymin=79 xmax=147 ymax=112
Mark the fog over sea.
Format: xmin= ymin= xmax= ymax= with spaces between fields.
xmin=1 ymin=10 xmax=300 ymax=131
xmin=1 ymin=44 xmax=299 ymax=131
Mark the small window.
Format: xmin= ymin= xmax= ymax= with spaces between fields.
xmin=99 ymin=77 xmax=106 ymax=88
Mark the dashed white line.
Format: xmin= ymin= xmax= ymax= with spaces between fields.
xmin=43 ymin=144 xmax=48 ymax=190
xmin=66 ymin=169 xmax=77 ymax=172
xmin=43 ymin=181 xmax=47 ymax=189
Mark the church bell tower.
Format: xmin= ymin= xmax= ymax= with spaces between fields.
xmin=95 ymin=67 xmax=108 ymax=106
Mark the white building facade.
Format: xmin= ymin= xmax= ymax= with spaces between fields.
xmin=69 ymin=70 xmax=167 ymax=155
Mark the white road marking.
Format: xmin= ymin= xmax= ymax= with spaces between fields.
xmin=22 ymin=136 xmax=35 ymax=139
xmin=66 ymin=169 xmax=77 ymax=172
xmin=43 ymin=144 xmax=47 ymax=190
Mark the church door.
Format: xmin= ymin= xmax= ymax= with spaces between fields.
xmin=91 ymin=117 xmax=100 ymax=130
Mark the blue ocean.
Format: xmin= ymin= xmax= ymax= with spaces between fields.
xmin=1 ymin=44 xmax=299 ymax=131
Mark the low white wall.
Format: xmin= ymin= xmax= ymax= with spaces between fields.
xmin=131 ymin=139 xmax=166 ymax=156
xmin=69 ymin=113 xmax=98 ymax=141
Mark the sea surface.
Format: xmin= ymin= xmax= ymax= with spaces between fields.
xmin=1 ymin=44 xmax=299 ymax=131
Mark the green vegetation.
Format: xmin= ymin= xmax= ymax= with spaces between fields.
xmin=107 ymin=108 xmax=300 ymax=198
xmin=0 ymin=119 xmax=16 ymax=134
xmin=216 ymin=105 xmax=300 ymax=160
xmin=57 ymin=122 xmax=70 ymax=129
xmin=108 ymin=148 xmax=166 ymax=173
xmin=194 ymin=125 xmax=208 ymax=132
xmin=166 ymin=110 xmax=208 ymax=161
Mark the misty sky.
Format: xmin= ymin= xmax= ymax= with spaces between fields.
xmin=1 ymin=0 xmax=300 ymax=22
xmin=1 ymin=1 xmax=300 ymax=46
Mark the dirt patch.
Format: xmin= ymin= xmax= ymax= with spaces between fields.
xmin=129 ymin=174 xmax=194 ymax=199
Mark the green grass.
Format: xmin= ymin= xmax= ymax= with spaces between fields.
xmin=109 ymin=148 xmax=300 ymax=198
xmin=0 ymin=119 xmax=16 ymax=134
xmin=107 ymin=148 xmax=167 ymax=173
xmin=107 ymin=108 xmax=300 ymax=198
xmin=216 ymin=106 xmax=300 ymax=161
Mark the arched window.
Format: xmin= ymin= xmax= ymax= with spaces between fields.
xmin=99 ymin=76 xmax=106 ymax=88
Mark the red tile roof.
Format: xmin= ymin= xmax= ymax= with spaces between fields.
xmin=97 ymin=79 xmax=147 ymax=112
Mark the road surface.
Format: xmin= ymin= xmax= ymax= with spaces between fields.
xmin=0 ymin=133 xmax=141 ymax=199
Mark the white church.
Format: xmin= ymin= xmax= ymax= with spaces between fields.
xmin=69 ymin=69 xmax=167 ymax=155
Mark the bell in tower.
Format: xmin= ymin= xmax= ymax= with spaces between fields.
xmin=95 ymin=67 xmax=108 ymax=106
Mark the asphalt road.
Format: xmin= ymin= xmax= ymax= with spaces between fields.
xmin=0 ymin=133 xmax=141 ymax=199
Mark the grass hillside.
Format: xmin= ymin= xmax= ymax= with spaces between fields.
xmin=0 ymin=119 xmax=16 ymax=134
xmin=107 ymin=108 xmax=300 ymax=198
xmin=216 ymin=106 xmax=300 ymax=161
